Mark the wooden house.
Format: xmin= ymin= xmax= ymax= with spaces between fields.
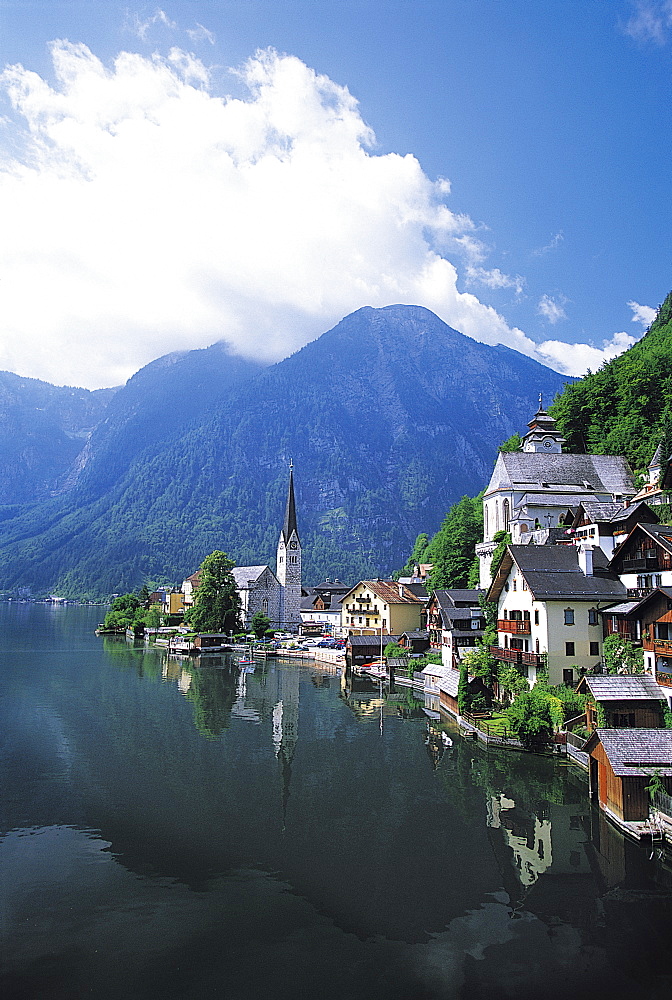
xmin=598 ymin=586 xmax=672 ymax=702
xmin=584 ymin=728 xmax=672 ymax=824
xmin=576 ymin=675 xmax=666 ymax=732
xmin=424 ymin=589 xmax=485 ymax=668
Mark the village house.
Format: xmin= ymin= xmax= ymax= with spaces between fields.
xmin=630 ymin=441 xmax=672 ymax=507
xmin=340 ymin=580 xmax=426 ymax=635
xmin=576 ymin=675 xmax=666 ymax=732
xmin=487 ymin=543 xmax=626 ymax=687
xmin=476 ymin=402 xmax=636 ymax=586
xmin=570 ymin=500 xmax=659 ymax=559
xmin=599 ymin=586 xmax=672 ymax=703
xmin=585 ymin=728 xmax=672 ymax=826
xmin=607 ymin=521 xmax=672 ymax=600
xmin=424 ymin=589 xmax=485 ymax=668
xmin=300 ymin=579 xmax=351 ymax=634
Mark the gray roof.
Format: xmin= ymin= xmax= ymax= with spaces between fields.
xmin=443 ymin=589 xmax=484 ymax=605
xmin=232 ymin=566 xmax=274 ymax=588
xmin=485 ymin=452 xmax=636 ymax=496
xmin=574 ymin=501 xmax=626 ymax=523
xmin=517 ymin=492 xmax=597 ymax=507
xmin=600 ymin=601 xmax=640 ymax=616
xmin=490 ymin=544 xmax=627 ymax=602
xmin=348 ymin=634 xmax=400 ymax=647
xmin=439 ymin=669 xmax=460 ymax=698
xmin=590 ymin=729 xmax=672 ymax=776
xmin=582 ymin=675 xmax=666 ymax=702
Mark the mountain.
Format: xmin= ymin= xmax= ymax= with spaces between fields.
xmin=552 ymin=290 xmax=672 ymax=472
xmin=0 ymin=372 xmax=116 ymax=505
xmin=0 ymin=305 xmax=572 ymax=597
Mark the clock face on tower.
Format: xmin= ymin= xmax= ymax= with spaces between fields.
xmin=543 ymin=439 xmax=553 ymax=449
xmin=290 ymin=540 xmax=298 ymax=549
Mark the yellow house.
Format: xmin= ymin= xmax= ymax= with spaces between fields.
xmin=341 ymin=580 xmax=425 ymax=635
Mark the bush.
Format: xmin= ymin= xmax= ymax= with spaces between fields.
xmin=506 ymin=688 xmax=554 ymax=750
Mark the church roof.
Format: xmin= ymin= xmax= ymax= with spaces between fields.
xmin=281 ymin=467 xmax=300 ymax=544
xmin=232 ymin=566 xmax=275 ymax=589
xmin=484 ymin=452 xmax=636 ymax=498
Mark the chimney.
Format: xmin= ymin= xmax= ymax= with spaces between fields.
xmin=398 ymin=582 xmax=404 ymax=599
xmin=578 ymin=543 xmax=593 ymax=576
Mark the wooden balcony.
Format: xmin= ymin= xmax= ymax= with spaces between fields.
xmin=644 ymin=638 xmax=672 ymax=656
xmin=622 ymin=557 xmax=660 ymax=571
xmin=656 ymin=672 xmax=672 ymax=688
xmin=498 ymin=618 xmax=530 ymax=635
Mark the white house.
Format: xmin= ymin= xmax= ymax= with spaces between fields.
xmin=487 ymin=543 xmax=627 ymax=687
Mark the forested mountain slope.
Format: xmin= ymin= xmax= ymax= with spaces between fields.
xmin=0 ymin=372 xmax=115 ymax=504
xmin=551 ymin=290 xmax=672 ymax=473
xmin=0 ymin=305 xmax=572 ymax=597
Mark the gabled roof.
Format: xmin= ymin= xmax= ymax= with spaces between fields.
xmin=577 ymin=674 xmax=666 ymax=702
xmin=484 ymin=452 xmax=636 ymax=497
xmin=232 ymin=566 xmax=276 ymax=589
xmin=488 ymin=544 xmax=626 ymax=603
xmin=609 ymin=522 xmax=672 ymax=569
xmin=341 ymin=581 xmax=425 ymax=605
xmin=584 ymin=729 xmax=672 ymax=776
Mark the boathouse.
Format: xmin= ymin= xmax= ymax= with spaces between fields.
xmin=584 ymin=728 xmax=672 ymax=824
xmin=576 ymin=675 xmax=666 ymax=732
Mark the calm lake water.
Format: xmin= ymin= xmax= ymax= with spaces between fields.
xmin=2 ymin=604 xmax=672 ymax=1000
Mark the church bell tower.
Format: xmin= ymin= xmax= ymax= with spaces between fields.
xmin=276 ymin=463 xmax=302 ymax=629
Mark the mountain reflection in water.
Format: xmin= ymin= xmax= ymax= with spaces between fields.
xmin=1 ymin=604 xmax=672 ymax=1000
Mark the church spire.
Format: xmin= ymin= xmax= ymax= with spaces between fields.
xmin=281 ymin=462 xmax=299 ymax=544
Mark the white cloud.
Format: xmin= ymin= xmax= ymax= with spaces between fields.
xmin=466 ymin=266 xmax=525 ymax=296
xmin=624 ymin=1 xmax=672 ymax=43
xmin=628 ymin=299 xmax=656 ymax=328
xmin=0 ymin=40 xmax=642 ymax=388
xmin=128 ymin=8 xmax=177 ymax=43
xmin=532 ymin=230 xmax=563 ymax=256
xmin=537 ymin=294 xmax=567 ymax=324
xmin=536 ymin=330 xmax=637 ymax=376
xmin=187 ymin=23 xmax=216 ymax=46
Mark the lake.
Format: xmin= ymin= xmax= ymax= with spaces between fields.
xmin=1 ymin=603 xmax=671 ymax=1000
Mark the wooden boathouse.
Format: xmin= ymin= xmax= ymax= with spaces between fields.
xmin=584 ymin=728 xmax=672 ymax=825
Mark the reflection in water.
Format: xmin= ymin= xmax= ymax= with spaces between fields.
xmin=3 ymin=605 xmax=672 ymax=1000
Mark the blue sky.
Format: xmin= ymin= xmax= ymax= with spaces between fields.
xmin=0 ymin=0 xmax=670 ymax=388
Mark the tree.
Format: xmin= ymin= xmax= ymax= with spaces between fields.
xmin=103 ymin=592 xmax=142 ymax=630
xmin=602 ymin=633 xmax=644 ymax=674
xmin=250 ymin=610 xmax=272 ymax=639
xmin=185 ymin=551 xmax=241 ymax=634
xmin=457 ymin=658 xmax=471 ymax=715
xmin=490 ymin=530 xmax=511 ymax=579
xmin=499 ymin=432 xmax=523 ymax=453
xmin=394 ymin=532 xmax=430 ymax=579
xmin=506 ymin=688 xmax=554 ymax=750
xmin=426 ymin=494 xmax=483 ymax=590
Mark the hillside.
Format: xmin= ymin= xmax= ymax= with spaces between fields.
xmin=0 ymin=305 xmax=572 ymax=597
xmin=0 ymin=373 xmax=116 ymax=504
xmin=551 ymin=290 xmax=672 ymax=473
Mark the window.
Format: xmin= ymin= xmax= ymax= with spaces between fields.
xmin=563 ymin=668 xmax=575 ymax=685
xmin=503 ymin=498 xmax=510 ymax=532
xmin=588 ymin=608 xmax=598 ymax=626
xmin=565 ymin=642 xmax=575 ymax=656
xmin=512 ymin=579 xmax=517 ymax=591
xmin=534 ymin=610 xmax=539 ymax=625
xmin=614 ymin=712 xmax=636 ymax=727
xmin=589 ymin=641 xmax=599 ymax=656
xmin=564 ymin=608 xmax=575 ymax=625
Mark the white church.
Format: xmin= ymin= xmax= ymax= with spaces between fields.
xmin=475 ymin=400 xmax=636 ymax=586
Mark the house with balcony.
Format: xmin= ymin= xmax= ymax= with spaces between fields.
xmin=340 ymin=580 xmax=426 ymax=635
xmin=607 ymin=521 xmax=672 ymax=599
xmin=570 ymin=500 xmax=659 ymax=560
xmin=600 ymin=586 xmax=672 ymax=703
xmin=488 ymin=543 xmax=626 ymax=687
xmin=475 ymin=402 xmax=636 ymax=586
xmin=576 ymin=675 xmax=666 ymax=732
xmin=424 ymin=589 xmax=485 ymax=668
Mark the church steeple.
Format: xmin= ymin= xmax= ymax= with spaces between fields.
xmin=276 ymin=463 xmax=302 ymax=629
xmin=281 ymin=462 xmax=300 ymax=544
xmin=521 ymin=398 xmax=566 ymax=453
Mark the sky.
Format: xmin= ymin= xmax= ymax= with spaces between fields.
xmin=0 ymin=1 xmax=670 ymax=390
